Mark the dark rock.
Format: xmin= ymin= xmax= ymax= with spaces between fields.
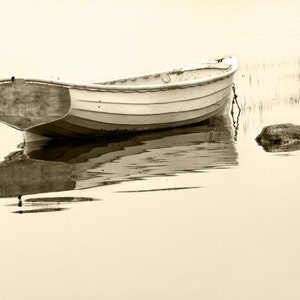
xmin=256 ymin=123 xmax=300 ymax=152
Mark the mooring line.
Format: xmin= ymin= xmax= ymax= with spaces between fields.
xmin=231 ymin=83 xmax=241 ymax=140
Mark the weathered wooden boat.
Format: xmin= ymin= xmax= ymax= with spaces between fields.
xmin=0 ymin=56 xmax=238 ymax=141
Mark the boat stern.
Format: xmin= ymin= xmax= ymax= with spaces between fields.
xmin=0 ymin=78 xmax=71 ymax=131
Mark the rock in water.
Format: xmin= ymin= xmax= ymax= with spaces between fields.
xmin=256 ymin=123 xmax=300 ymax=152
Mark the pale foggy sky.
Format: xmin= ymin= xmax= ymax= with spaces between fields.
xmin=0 ymin=0 xmax=299 ymax=81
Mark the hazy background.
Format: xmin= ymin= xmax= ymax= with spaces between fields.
xmin=1 ymin=0 xmax=299 ymax=81
xmin=1 ymin=1 xmax=300 ymax=300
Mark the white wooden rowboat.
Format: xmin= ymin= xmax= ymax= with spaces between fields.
xmin=0 ymin=56 xmax=238 ymax=141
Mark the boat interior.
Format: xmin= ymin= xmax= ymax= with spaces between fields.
xmin=95 ymin=62 xmax=230 ymax=86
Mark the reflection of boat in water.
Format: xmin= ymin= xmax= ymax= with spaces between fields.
xmin=0 ymin=116 xmax=238 ymax=198
xmin=0 ymin=156 xmax=75 ymax=197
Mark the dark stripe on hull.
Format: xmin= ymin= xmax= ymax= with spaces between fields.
xmin=75 ymin=84 xmax=232 ymax=106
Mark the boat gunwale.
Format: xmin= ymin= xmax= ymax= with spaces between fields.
xmin=73 ymin=84 xmax=232 ymax=105
xmin=0 ymin=57 xmax=238 ymax=92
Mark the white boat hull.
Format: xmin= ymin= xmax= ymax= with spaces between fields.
xmin=0 ymin=56 xmax=238 ymax=141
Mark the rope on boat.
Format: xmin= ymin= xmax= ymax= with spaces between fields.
xmin=231 ymin=83 xmax=241 ymax=141
xmin=231 ymin=83 xmax=240 ymax=111
xmin=216 ymin=57 xmax=225 ymax=63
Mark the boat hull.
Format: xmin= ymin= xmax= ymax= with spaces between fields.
xmin=0 ymin=57 xmax=238 ymax=141
xmin=26 ymin=76 xmax=233 ymax=139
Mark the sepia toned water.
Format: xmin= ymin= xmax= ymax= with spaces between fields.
xmin=1 ymin=1 xmax=300 ymax=300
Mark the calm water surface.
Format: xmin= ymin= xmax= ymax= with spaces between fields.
xmin=1 ymin=1 xmax=300 ymax=300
